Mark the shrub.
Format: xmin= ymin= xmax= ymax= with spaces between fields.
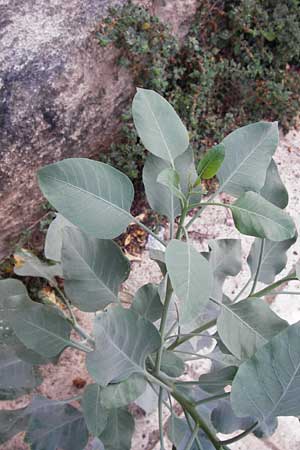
xmin=1 ymin=89 xmax=299 ymax=450
xmin=97 ymin=0 xmax=300 ymax=182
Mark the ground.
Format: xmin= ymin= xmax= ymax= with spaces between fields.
xmin=1 ymin=127 xmax=300 ymax=450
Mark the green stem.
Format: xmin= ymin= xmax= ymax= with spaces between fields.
xmin=249 ymin=238 xmax=265 ymax=296
xmin=251 ymin=273 xmax=297 ymax=298
xmin=183 ymin=424 xmax=200 ymax=450
xmin=193 ymin=392 xmax=229 ymax=406
xmin=158 ymin=388 xmax=165 ymax=450
xmin=219 ymin=421 xmax=258 ymax=445
xmin=185 ymin=190 xmax=221 ymax=229
xmin=70 ymin=340 xmax=93 ymax=353
xmin=184 ymin=412 xmax=203 ymax=450
xmin=176 ymin=203 xmax=189 ymax=239
xmin=167 ymin=319 xmax=216 ymax=350
xmin=233 ymin=277 xmax=252 ymax=302
xmin=146 ymin=372 xmax=173 ymax=392
xmin=155 ymin=277 xmax=173 ymax=374
xmin=271 ymin=290 xmax=300 ymax=295
xmin=133 ymin=218 xmax=166 ymax=247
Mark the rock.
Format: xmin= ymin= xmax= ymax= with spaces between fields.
xmin=0 ymin=0 xmax=197 ymax=258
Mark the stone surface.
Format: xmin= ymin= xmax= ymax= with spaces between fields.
xmin=0 ymin=0 xmax=198 ymax=258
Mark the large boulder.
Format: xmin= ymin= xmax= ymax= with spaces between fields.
xmin=0 ymin=0 xmax=197 ymax=257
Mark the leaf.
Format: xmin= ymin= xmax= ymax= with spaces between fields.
xmin=231 ymin=322 xmax=300 ymax=421
xmin=8 ymin=294 xmax=73 ymax=358
xmin=260 ymin=159 xmax=288 ymax=208
xmin=0 ymin=279 xmax=27 ymax=345
xmin=44 ymin=213 xmax=76 ymax=262
xmin=247 ymin=234 xmax=297 ymax=284
xmin=82 ymin=384 xmax=108 ymax=436
xmin=38 ymin=158 xmax=134 ymax=239
xmin=135 ymin=382 xmax=161 ymax=414
xmin=217 ymin=121 xmax=279 ymax=197
xmin=100 ymin=375 xmax=147 ymax=409
xmin=25 ymin=397 xmax=89 ymax=450
xmin=99 ymin=408 xmax=134 ymax=450
xmin=197 ymin=144 xmax=225 ymax=180
xmin=165 ymin=240 xmax=212 ymax=325
xmin=197 ymin=366 xmax=237 ymax=394
xmin=132 ymin=88 xmax=189 ymax=164
xmin=0 ymin=406 xmax=29 ymax=445
xmin=211 ymin=400 xmax=254 ymax=434
xmin=0 ymin=347 xmax=42 ymax=400
xmin=160 ymin=350 xmax=185 ymax=378
xmin=14 ymin=249 xmax=62 ymax=282
xmin=157 ymin=167 xmax=186 ymax=202
xmin=167 ymin=414 xmax=215 ymax=450
xmin=143 ymin=147 xmax=199 ymax=220
xmin=207 ymin=239 xmax=242 ymax=299
xmin=230 ymin=191 xmax=296 ymax=241
xmin=62 ymin=228 xmax=130 ymax=312
xmin=86 ymin=306 xmax=161 ymax=386
xmin=131 ymin=283 xmax=163 ymax=322
xmin=217 ymin=297 xmax=288 ymax=359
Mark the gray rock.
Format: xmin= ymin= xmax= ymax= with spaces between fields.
xmin=0 ymin=0 xmax=197 ymax=258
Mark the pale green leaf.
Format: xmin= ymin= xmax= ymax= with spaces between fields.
xmin=131 ymin=283 xmax=163 ymax=322
xmin=44 ymin=213 xmax=75 ymax=262
xmin=62 ymin=228 xmax=130 ymax=312
xmin=38 ymin=158 xmax=134 ymax=239
xmin=260 ymin=159 xmax=288 ymax=208
xmin=14 ymin=249 xmax=62 ymax=281
xmin=197 ymin=366 xmax=237 ymax=394
xmin=231 ymin=322 xmax=300 ymax=420
xmin=99 ymin=408 xmax=134 ymax=450
xmin=157 ymin=167 xmax=186 ymax=202
xmin=100 ymin=375 xmax=147 ymax=409
xmin=132 ymin=88 xmax=189 ymax=164
xmin=197 ymin=144 xmax=225 ymax=180
xmin=218 ymin=122 xmax=278 ymax=197
xmin=160 ymin=350 xmax=185 ymax=378
xmin=217 ymin=298 xmax=288 ymax=360
xmin=86 ymin=306 xmax=161 ymax=386
xmin=167 ymin=414 xmax=215 ymax=450
xmin=230 ymin=191 xmax=296 ymax=241
xmin=82 ymin=384 xmax=108 ymax=436
xmin=165 ymin=240 xmax=212 ymax=325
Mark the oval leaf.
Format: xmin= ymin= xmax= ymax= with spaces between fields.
xmin=86 ymin=306 xmax=161 ymax=386
xmin=131 ymin=283 xmax=163 ymax=322
xmin=260 ymin=158 xmax=288 ymax=209
xmin=44 ymin=213 xmax=76 ymax=262
xmin=197 ymin=144 xmax=225 ymax=180
xmin=217 ymin=297 xmax=288 ymax=360
xmin=100 ymin=375 xmax=146 ymax=409
xmin=62 ymin=228 xmax=130 ymax=312
xmin=165 ymin=240 xmax=212 ymax=325
xmin=217 ymin=121 xmax=279 ymax=197
xmin=82 ymin=384 xmax=108 ymax=436
xmin=38 ymin=158 xmax=134 ymax=239
xmin=231 ymin=322 xmax=300 ymax=421
xmin=132 ymin=88 xmax=189 ymax=164
xmin=230 ymin=191 xmax=296 ymax=241
xmin=99 ymin=408 xmax=134 ymax=450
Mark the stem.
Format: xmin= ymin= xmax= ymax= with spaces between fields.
xmin=133 ymin=218 xmax=166 ymax=247
xmin=251 ymin=273 xmax=297 ymax=298
xmin=219 ymin=421 xmax=258 ymax=445
xmin=146 ymin=372 xmax=173 ymax=392
xmin=158 ymin=388 xmax=165 ymax=450
xmin=249 ymin=238 xmax=265 ymax=296
xmin=185 ymin=190 xmax=220 ymax=229
xmin=233 ymin=277 xmax=252 ymax=302
xmin=176 ymin=203 xmax=189 ymax=239
xmin=183 ymin=424 xmax=200 ymax=450
xmin=155 ymin=277 xmax=173 ymax=374
xmin=271 ymin=291 xmax=300 ymax=295
xmin=193 ymin=392 xmax=229 ymax=406
xmin=184 ymin=412 xmax=203 ymax=450
xmin=167 ymin=319 xmax=216 ymax=350
xmin=70 ymin=340 xmax=93 ymax=353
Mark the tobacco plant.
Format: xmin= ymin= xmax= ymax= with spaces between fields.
xmin=1 ymin=89 xmax=300 ymax=450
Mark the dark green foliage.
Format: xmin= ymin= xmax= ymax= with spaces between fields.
xmin=97 ymin=0 xmax=300 ymax=182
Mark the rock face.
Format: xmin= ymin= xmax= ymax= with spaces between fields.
xmin=0 ymin=0 xmax=197 ymax=258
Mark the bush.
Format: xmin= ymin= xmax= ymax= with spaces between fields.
xmin=1 ymin=89 xmax=299 ymax=450
xmin=97 ymin=0 xmax=300 ymax=182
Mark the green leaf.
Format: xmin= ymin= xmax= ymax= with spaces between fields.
xmin=99 ymin=408 xmax=134 ymax=450
xmin=207 ymin=239 xmax=242 ymax=299
xmin=217 ymin=122 xmax=279 ymax=197
xmin=165 ymin=240 xmax=212 ymax=325
xmin=8 ymin=294 xmax=73 ymax=358
xmin=44 ymin=213 xmax=76 ymax=262
xmin=231 ymin=322 xmax=300 ymax=421
xmin=260 ymin=159 xmax=288 ymax=208
xmin=131 ymin=283 xmax=163 ymax=322
xmin=211 ymin=400 xmax=254 ymax=434
xmin=86 ymin=306 xmax=161 ymax=386
xmin=230 ymin=191 xmax=296 ymax=241
xmin=0 ymin=406 xmax=29 ymax=444
xmin=25 ymin=397 xmax=89 ymax=450
xmin=143 ymin=147 xmax=199 ymax=220
xmin=197 ymin=144 xmax=225 ymax=180
xmin=197 ymin=366 xmax=237 ymax=394
xmin=14 ymin=249 xmax=62 ymax=282
xmin=167 ymin=414 xmax=215 ymax=450
xmin=160 ymin=350 xmax=185 ymax=378
xmin=157 ymin=167 xmax=186 ymax=202
xmin=0 ymin=347 xmax=42 ymax=400
xmin=247 ymin=234 xmax=297 ymax=284
xmin=38 ymin=158 xmax=134 ymax=239
xmin=217 ymin=297 xmax=288 ymax=360
xmin=82 ymin=384 xmax=108 ymax=436
xmin=0 ymin=279 xmax=27 ymax=345
xmin=100 ymin=375 xmax=147 ymax=409
xmin=132 ymin=88 xmax=189 ymax=164
xmin=62 ymin=228 xmax=130 ymax=312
